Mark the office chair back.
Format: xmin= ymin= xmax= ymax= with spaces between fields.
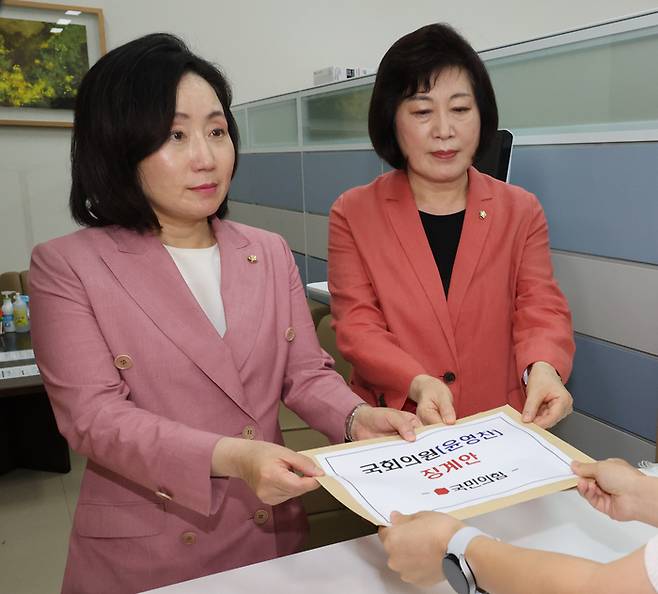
xmin=473 ymin=129 xmax=513 ymax=182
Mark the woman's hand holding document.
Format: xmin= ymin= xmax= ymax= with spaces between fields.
xmin=302 ymin=405 xmax=593 ymax=525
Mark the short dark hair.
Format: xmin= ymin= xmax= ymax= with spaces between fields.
xmin=70 ymin=33 xmax=239 ymax=230
xmin=369 ymin=23 xmax=498 ymax=169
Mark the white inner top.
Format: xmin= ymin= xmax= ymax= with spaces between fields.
xmin=164 ymin=244 xmax=227 ymax=337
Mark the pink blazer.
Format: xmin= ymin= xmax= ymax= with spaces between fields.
xmin=30 ymin=218 xmax=360 ymax=594
xmin=328 ymin=167 xmax=574 ymax=416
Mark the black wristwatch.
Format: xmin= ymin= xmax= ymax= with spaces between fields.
xmin=442 ymin=527 xmax=490 ymax=594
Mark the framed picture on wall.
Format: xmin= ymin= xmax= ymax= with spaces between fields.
xmin=0 ymin=1 xmax=106 ymax=127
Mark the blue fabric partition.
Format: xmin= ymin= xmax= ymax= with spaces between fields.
xmin=568 ymin=334 xmax=658 ymax=441
xmin=307 ymin=256 xmax=328 ymax=283
xmin=230 ymin=153 xmax=304 ymax=211
xmin=303 ymin=150 xmax=382 ymax=215
xmin=292 ymin=251 xmax=307 ymax=287
xmin=510 ymin=143 xmax=658 ymax=265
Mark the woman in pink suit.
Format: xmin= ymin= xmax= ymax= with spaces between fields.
xmin=329 ymin=24 xmax=575 ymax=428
xmin=29 ymin=34 xmax=418 ymax=594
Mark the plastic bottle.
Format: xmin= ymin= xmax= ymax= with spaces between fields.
xmin=13 ymin=293 xmax=30 ymax=333
xmin=23 ymin=295 xmax=30 ymax=320
xmin=1 ymin=291 xmax=16 ymax=333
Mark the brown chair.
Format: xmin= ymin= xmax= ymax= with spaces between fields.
xmin=307 ymin=298 xmax=330 ymax=329
xmin=19 ymin=270 xmax=29 ymax=296
xmin=0 ymin=270 xmax=29 ymax=296
xmin=0 ymin=271 xmax=22 ymax=295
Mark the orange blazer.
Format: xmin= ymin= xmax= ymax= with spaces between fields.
xmin=328 ymin=167 xmax=574 ymax=417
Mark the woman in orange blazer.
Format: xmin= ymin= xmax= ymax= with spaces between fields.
xmin=329 ymin=24 xmax=575 ymax=428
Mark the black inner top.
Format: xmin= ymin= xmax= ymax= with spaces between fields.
xmin=419 ymin=209 xmax=466 ymax=297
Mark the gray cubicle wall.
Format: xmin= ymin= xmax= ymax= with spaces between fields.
xmin=228 ymin=13 xmax=658 ymax=462
xmin=229 ymin=148 xmax=384 ymax=287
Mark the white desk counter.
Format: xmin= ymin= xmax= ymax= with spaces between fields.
xmin=144 ymin=489 xmax=657 ymax=593
xmin=307 ymin=281 xmax=330 ymax=305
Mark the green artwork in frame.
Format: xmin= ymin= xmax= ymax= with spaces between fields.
xmin=0 ymin=1 xmax=105 ymax=127
xmin=0 ymin=16 xmax=90 ymax=109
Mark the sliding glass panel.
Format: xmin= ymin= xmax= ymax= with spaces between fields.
xmin=486 ymin=25 xmax=658 ymax=135
xmin=302 ymin=83 xmax=373 ymax=145
xmin=232 ymin=108 xmax=248 ymax=149
xmin=247 ymin=99 xmax=298 ymax=149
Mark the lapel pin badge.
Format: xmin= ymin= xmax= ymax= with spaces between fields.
xmin=479 ymin=210 xmax=487 ymax=220
xmin=247 ymin=254 xmax=258 ymax=263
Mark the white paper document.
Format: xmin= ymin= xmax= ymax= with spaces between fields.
xmin=312 ymin=411 xmax=576 ymax=525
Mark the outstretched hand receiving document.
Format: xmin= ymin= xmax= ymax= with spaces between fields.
xmin=302 ymin=405 xmax=594 ymax=525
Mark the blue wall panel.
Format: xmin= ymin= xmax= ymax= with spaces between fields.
xmin=230 ymin=153 xmax=303 ymax=211
xmin=510 ymin=143 xmax=658 ymax=265
xmin=567 ymin=333 xmax=658 ymax=441
xmin=303 ymin=150 xmax=382 ymax=215
xmin=292 ymin=251 xmax=307 ymax=287
xmin=307 ymin=256 xmax=328 ymax=283
xmin=230 ymin=153 xmax=255 ymax=203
